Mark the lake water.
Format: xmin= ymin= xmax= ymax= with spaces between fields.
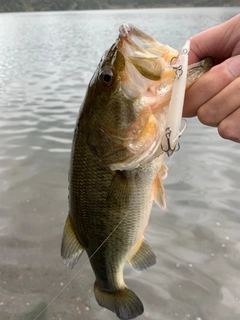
xmin=0 ymin=7 xmax=240 ymax=320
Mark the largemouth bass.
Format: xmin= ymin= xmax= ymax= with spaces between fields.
xmin=61 ymin=24 xmax=212 ymax=320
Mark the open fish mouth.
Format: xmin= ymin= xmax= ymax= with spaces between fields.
xmin=116 ymin=23 xmax=212 ymax=101
xmin=117 ymin=23 xmax=179 ymax=99
xmin=119 ymin=23 xmax=178 ymax=79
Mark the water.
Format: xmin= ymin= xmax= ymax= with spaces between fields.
xmin=0 ymin=7 xmax=240 ymax=320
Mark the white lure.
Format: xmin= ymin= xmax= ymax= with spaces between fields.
xmin=162 ymin=40 xmax=190 ymax=155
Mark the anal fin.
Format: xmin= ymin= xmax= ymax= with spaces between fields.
xmin=61 ymin=215 xmax=84 ymax=269
xmin=128 ymin=238 xmax=157 ymax=271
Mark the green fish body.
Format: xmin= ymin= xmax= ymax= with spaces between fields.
xmin=61 ymin=24 xmax=212 ymax=320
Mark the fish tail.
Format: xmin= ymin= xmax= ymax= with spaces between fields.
xmin=94 ymin=282 xmax=144 ymax=320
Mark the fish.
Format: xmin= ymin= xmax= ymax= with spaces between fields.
xmin=61 ymin=24 xmax=212 ymax=320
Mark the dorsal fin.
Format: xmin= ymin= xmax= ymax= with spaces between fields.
xmin=61 ymin=215 xmax=84 ymax=269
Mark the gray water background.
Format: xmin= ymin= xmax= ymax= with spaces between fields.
xmin=0 ymin=7 xmax=240 ymax=320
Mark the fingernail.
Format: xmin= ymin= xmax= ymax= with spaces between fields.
xmin=228 ymin=56 xmax=240 ymax=77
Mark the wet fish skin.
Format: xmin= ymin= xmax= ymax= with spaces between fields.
xmin=61 ymin=24 xmax=212 ymax=320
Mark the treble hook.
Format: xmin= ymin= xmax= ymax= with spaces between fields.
xmin=161 ymin=126 xmax=180 ymax=157
xmin=170 ymin=56 xmax=183 ymax=79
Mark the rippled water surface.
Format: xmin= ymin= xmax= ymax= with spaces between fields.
xmin=0 ymin=7 xmax=240 ymax=320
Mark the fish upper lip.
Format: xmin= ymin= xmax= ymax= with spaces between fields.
xmin=119 ymin=23 xmax=133 ymax=39
xmin=117 ymin=24 xmax=158 ymax=63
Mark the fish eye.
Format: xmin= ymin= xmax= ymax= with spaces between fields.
xmin=100 ymin=69 xmax=114 ymax=87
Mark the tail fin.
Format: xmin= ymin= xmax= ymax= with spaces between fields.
xmin=94 ymin=282 xmax=144 ymax=320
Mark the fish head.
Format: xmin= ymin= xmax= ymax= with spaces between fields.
xmin=84 ymin=24 xmax=212 ymax=170
xmin=87 ymin=23 xmax=179 ymax=126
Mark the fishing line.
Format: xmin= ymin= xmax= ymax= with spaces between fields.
xmin=164 ymin=140 xmax=177 ymax=167
xmin=33 ymin=209 xmax=130 ymax=320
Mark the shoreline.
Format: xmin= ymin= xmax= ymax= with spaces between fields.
xmin=1 ymin=4 xmax=240 ymax=13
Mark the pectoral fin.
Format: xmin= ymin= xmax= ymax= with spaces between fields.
xmin=153 ymin=164 xmax=168 ymax=210
xmin=107 ymin=171 xmax=135 ymax=212
xmin=128 ymin=238 xmax=157 ymax=271
xmin=161 ymin=163 xmax=168 ymax=180
xmin=61 ymin=215 xmax=84 ymax=269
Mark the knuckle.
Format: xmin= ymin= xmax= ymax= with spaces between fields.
xmin=218 ymin=120 xmax=240 ymax=143
xmin=235 ymin=79 xmax=240 ymax=96
xmin=197 ymin=106 xmax=215 ymax=126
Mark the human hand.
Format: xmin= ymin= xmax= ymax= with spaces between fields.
xmin=183 ymin=14 xmax=240 ymax=142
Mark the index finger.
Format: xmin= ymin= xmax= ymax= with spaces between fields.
xmin=183 ymin=55 xmax=240 ymax=117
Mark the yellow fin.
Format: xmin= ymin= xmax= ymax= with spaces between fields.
xmin=161 ymin=163 xmax=168 ymax=180
xmin=61 ymin=215 xmax=84 ymax=269
xmin=128 ymin=238 xmax=157 ymax=271
xmin=94 ymin=282 xmax=143 ymax=320
xmin=153 ymin=167 xmax=167 ymax=210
